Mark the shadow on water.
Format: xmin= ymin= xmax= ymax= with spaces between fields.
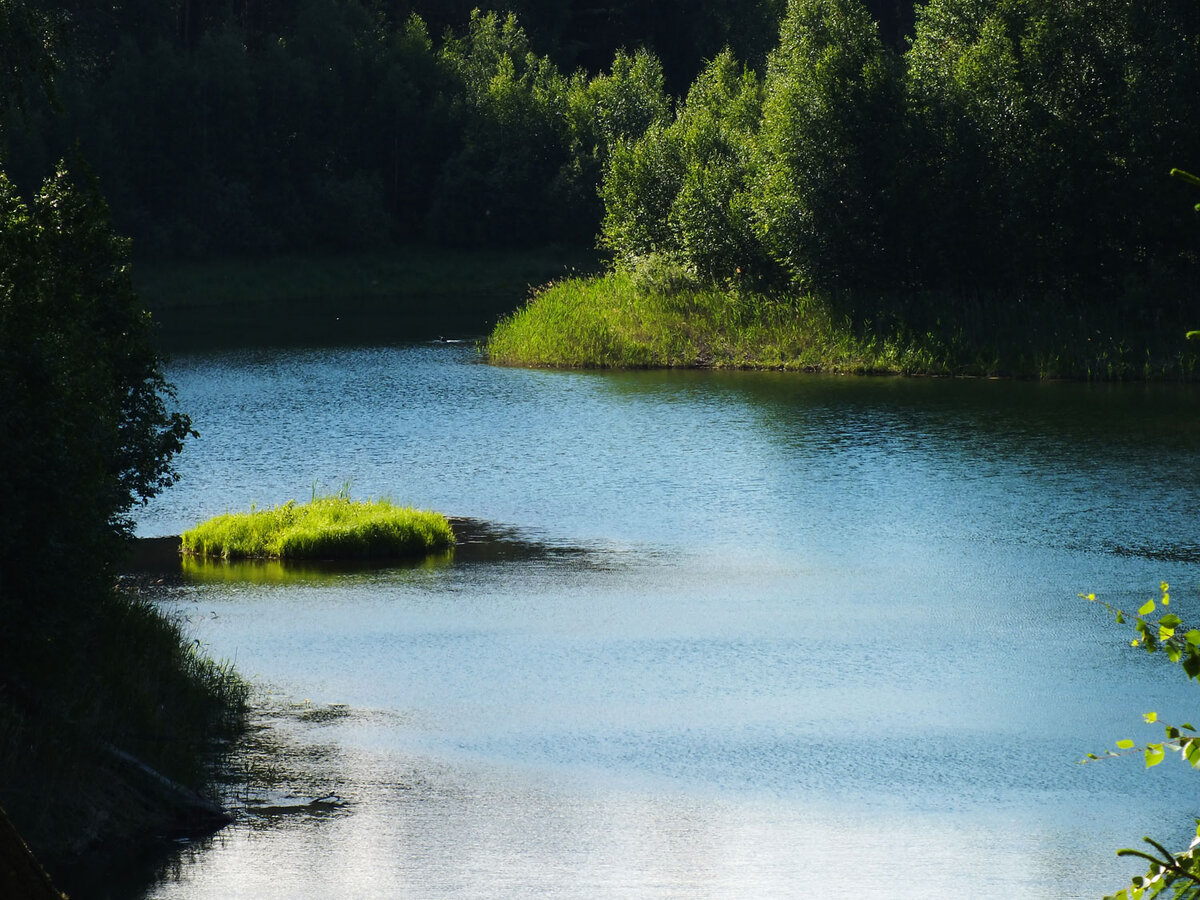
xmin=123 ymin=517 xmax=595 ymax=586
xmin=67 ymin=696 xmax=359 ymax=900
xmin=1109 ymin=542 xmax=1200 ymax=564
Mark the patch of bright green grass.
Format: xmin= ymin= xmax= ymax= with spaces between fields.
xmin=181 ymin=497 xmax=455 ymax=560
xmin=486 ymin=271 xmax=946 ymax=373
xmin=486 ymin=270 xmax=1200 ymax=379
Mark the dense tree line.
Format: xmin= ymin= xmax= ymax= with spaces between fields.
xmin=3 ymin=0 xmax=808 ymax=255
xmin=3 ymin=0 xmax=917 ymax=257
xmin=6 ymin=0 xmax=1198 ymax=317
xmin=605 ymin=0 xmax=1200 ymax=317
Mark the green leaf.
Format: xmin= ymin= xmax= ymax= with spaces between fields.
xmin=1186 ymin=741 xmax=1200 ymax=767
xmin=1183 ymin=653 xmax=1200 ymax=679
xmin=1146 ymin=743 xmax=1165 ymax=767
xmin=1186 ymin=631 xmax=1200 ymax=647
xmin=1139 ymin=599 xmax=1156 ymax=616
xmin=1160 ymin=614 xmax=1182 ymax=628
xmin=1144 ymin=711 xmax=1158 ymax=724
xmin=1117 ymin=739 xmax=1136 ymax=750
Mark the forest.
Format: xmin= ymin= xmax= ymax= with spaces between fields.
xmin=6 ymin=0 xmax=1197 ymax=332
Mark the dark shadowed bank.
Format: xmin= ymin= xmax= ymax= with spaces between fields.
xmin=1 ymin=804 xmax=64 ymax=900
xmin=0 ymin=571 xmax=249 ymax=897
xmin=0 ymin=162 xmax=250 ymax=897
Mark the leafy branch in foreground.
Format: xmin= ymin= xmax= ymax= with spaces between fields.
xmin=1084 ymin=585 xmax=1200 ymax=899
xmin=1103 ymin=833 xmax=1200 ymax=900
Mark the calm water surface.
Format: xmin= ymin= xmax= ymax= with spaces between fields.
xmin=131 ymin=344 xmax=1200 ymax=899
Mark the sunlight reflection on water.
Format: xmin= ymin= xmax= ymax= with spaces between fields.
xmin=130 ymin=344 xmax=1200 ymax=899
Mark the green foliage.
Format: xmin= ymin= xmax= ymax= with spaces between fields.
xmin=181 ymin=496 xmax=455 ymax=560
xmin=0 ymin=162 xmax=193 ymax=604
xmin=430 ymin=10 xmax=582 ymax=246
xmin=0 ymin=159 xmax=248 ymax=867
xmin=0 ymin=0 xmax=60 ymax=135
xmin=5 ymin=0 xmax=1200 ymax=348
xmin=904 ymin=0 xmax=1200 ymax=301
xmin=599 ymin=0 xmax=907 ymax=293
xmin=751 ymin=0 xmax=904 ymax=290
xmin=1086 ymin=586 xmax=1200 ymax=899
xmin=599 ymin=49 xmax=767 ymax=286
xmin=576 ymin=49 xmax=671 ymax=157
xmin=1 ymin=2 xmax=692 ymax=256
xmin=587 ymin=0 xmax=1200 ymax=329
xmin=627 ymin=253 xmax=702 ymax=297
xmin=598 ymin=121 xmax=685 ymax=268
xmin=665 ymin=51 xmax=767 ymax=287
xmin=0 ymin=23 xmax=248 ymax=871
xmin=493 ymin=0 xmax=788 ymax=95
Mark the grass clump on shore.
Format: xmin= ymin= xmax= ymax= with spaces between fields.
xmin=182 ymin=496 xmax=455 ymax=560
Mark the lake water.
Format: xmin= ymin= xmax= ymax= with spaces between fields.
xmin=129 ymin=343 xmax=1200 ymax=899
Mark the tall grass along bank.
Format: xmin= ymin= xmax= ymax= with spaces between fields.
xmin=486 ymin=271 xmax=904 ymax=371
xmin=182 ymin=497 xmax=455 ymax=560
xmin=486 ymin=270 xmax=1200 ymax=379
xmin=0 ymin=587 xmax=248 ymax=890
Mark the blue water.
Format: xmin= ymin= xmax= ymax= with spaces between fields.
xmin=132 ymin=344 xmax=1200 ymax=898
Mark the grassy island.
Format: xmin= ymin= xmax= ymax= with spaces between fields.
xmin=181 ymin=497 xmax=455 ymax=560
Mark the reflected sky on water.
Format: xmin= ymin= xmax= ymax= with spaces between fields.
xmin=127 ymin=344 xmax=1200 ymax=899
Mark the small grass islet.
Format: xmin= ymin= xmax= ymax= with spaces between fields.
xmin=181 ymin=496 xmax=455 ymax=561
